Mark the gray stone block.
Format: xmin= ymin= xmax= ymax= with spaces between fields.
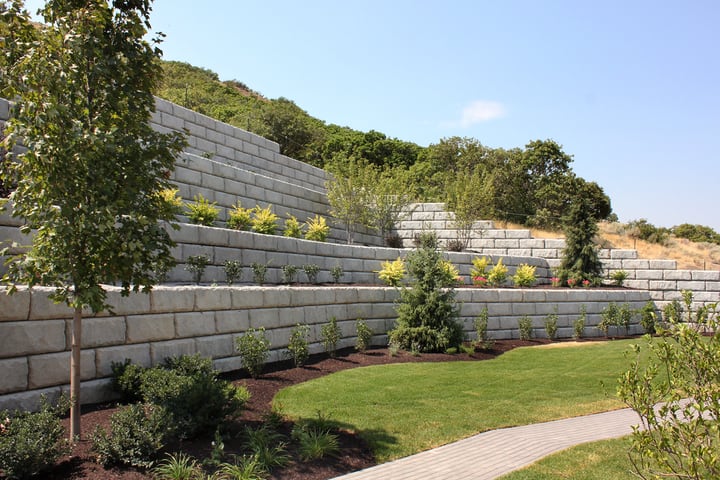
xmin=664 ymin=270 xmax=692 ymax=280
xmin=150 ymin=339 xmax=196 ymax=365
xmin=195 ymin=288 xmax=232 ymax=311
xmin=195 ymin=335 xmax=234 ymax=359
xmin=95 ymin=343 xmax=151 ymax=376
xmin=0 ymin=286 xmax=30 ymax=322
xmin=649 ymin=259 xmax=677 ymax=269
xmin=176 ymin=311 xmax=216 ymax=337
xmin=126 ymin=314 xmax=175 ymax=343
xmin=82 ymin=316 xmax=126 ymax=348
xmin=611 ymin=249 xmax=638 ymax=259
xmin=0 ymin=320 xmax=66 ymax=357
xmin=692 ymin=271 xmax=720 ymax=281
xmin=28 ymin=350 xmax=95 ymax=389
xmin=0 ymin=358 xmax=28 ymax=394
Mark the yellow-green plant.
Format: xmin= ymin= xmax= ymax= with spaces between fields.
xmin=157 ymin=188 xmax=183 ymax=216
xmin=487 ymin=258 xmax=508 ymax=286
xmin=251 ymin=205 xmax=278 ymax=235
xmin=305 ymin=214 xmax=330 ymax=242
xmin=512 ymin=263 xmax=537 ymax=287
xmin=470 ymin=256 xmax=490 ymax=285
xmin=377 ymin=257 xmax=406 ymax=286
xmin=283 ymin=214 xmax=304 ymax=238
xmin=185 ymin=194 xmax=219 ymax=226
xmin=439 ymin=259 xmax=461 ymax=285
xmin=227 ymin=202 xmax=253 ymax=230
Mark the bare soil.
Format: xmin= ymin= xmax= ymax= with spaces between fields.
xmin=41 ymin=339 xmax=563 ymax=480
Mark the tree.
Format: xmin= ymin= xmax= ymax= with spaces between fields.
xmin=325 ymin=156 xmax=375 ymax=243
xmin=557 ymin=196 xmax=603 ymax=283
xmin=618 ymin=298 xmax=720 ymax=479
xmin=1 ymin=0 xmax=185 ymax=438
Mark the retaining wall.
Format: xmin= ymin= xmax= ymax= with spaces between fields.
xmin=0 ymin=285 xmax=650 ymax=412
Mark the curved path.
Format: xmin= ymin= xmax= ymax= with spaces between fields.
xmin=331 ymin=407 xmax=640 ymax=480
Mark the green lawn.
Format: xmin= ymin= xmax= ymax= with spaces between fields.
xmin=274 ymin=339 xmax=646 ymax=462
xmin=497 ymin=436 xmax=636 ymax=480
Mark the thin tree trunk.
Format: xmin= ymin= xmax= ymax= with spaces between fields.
xmin=69 ymin=305 xmax=82 ymax=440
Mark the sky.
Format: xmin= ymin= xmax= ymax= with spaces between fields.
xmin=23 ymin=0 xmax=720 ymax=231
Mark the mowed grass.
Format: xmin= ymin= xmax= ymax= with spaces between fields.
xmin=274 ymin=339 xmax=646 ymax=462
xmin=497 ymin=436 xmax=636 ymax=479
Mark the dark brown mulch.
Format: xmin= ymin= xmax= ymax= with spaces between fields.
xmin=45 ymin=338 xmax=566 ymax=480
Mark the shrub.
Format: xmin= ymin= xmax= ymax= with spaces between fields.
xmin=251 ymin=205 xmax=279 ymax=235
xmin=446 ymin=239 xmax=465 ymax=252
xmin=470 ymin=256 xmax=490 ymax=279
xmin=236 ymin=327 xmax=271 ymax=378
xmin=0 ymin=398 xmax=70 ymax=480
xmin=474 ymin=307 xmax=494 ymax=349
xmin=518 ymin=315 xmax=533 ymax=340
xmin=512 ymin=263 xmax=537 ymax=287
xmin=305 ymin=214 xmax=330 ymax=242
xmin=185 ymin=254 xmax=210 ymax=284
xmin=292 ymin=424 xmax=340 ymax=462
xmin=640 ymin=300 xmax=658 ymax=334
xmin=216 ymin=455 xmax=268 ymax=480
xmin=573 ymin=305 xmax=587 ymax=339
xmin=663 ymin=299 xmax=683 ymax=324
xmin=111 ymin=359 xmax=145 ymax=403
xmin=302 ymin=264 xmax=320 ymax=284
xmin=439 ymin=259 xmax=460 ymax=285
xmin=91 ymin=403 xmax=168 ymax=468
xmin=185 ymin=194 xmax=219 ymax=226
xmin=388 ymin=232 xmax=463 ymax=353
xmin=330 ymin=264 xmax=344 ymax=283
xmin=487 ymin=258 xmax=508 ymax=287
xmin=227 ymin=202 xmax=253 ymax=230
xmin=377 ymin=257 xmax=405 ymax=287
xmin=610 ymin=269 xmax=628 ymax=287
xmin=281 ymin=264 xmax=298 ymax=284
xmin=152 ymin=452 xmax=201 ymax=480
xmin=242 ymin=424 xmax=289 ymax=472
xmin=544 ymin=308 xmax=559 ymax=340
xmin=158 ymin=187 xmax=183 ymax=216
xmin=224 ymin=259 xmax=242 ymax=285
xmin=557 ymin=196 xmax=604 ymax=283
xmin=250 ymin=262 xmax=269 ymax=285
xmin=286 ymin=324 xmax=310 ymax=367
xmin=598 ymin=302 xmax=619 ymax=336
xmin=385 ymin=233 xmax=403 ymax=248
xmin=355 ymin=319 xmax=373 ymax=352
xmin=321 ymin=316 xmax=342 ymax=357
xmin=283 ymin=214 xmax=304 ymax=238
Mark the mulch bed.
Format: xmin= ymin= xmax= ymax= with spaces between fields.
xmin=44 ymin=338 xmax=586 ymax=480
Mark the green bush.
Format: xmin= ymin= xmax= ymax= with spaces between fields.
xmin=283 ymin=214 xmax=304 ymax=238
xmin=281 ymin=264 xmax=299 ymax=284
xmin=185 ymin=254 xmax=210 ymax=285
xmin=388 ymin=232 xmax=463 ymax=353
xmin=251 ymin=205 xmax=278 ymax=235
xmin=250 ymin=262 xmax=269 ymax=285
xmin=0 ymin=398 xmax=70 ymax=480
xmin=487 ymin=258 xmax=508 ymax=287
xmin=227 ymin=202 xmax=253 ymax=230
xmin=640 ymin=300 xmax=658 ymax=334
xmin=110 ymin=359 xmax=145 ymax=403
xmin=302 ymin=264 xmax=320 ymax=284
xmin=474 ymin=307 xmax=494 ymax=349
xmin=286 ymin=324 xmax=310 ymax=367
xmin=573 ymin=305 xmax=587 ymax=339
xmin=377 ymin=257 xmax=405 ymax=286
xmin=236 ymin=327 xmax=271 ymax=378
xmin=512 ymin=263 xmax=537 ymax=287
xmin=609 ymin=269 xmax=628 ymax=287
xmin=304 ymin=214 xmax=330 ymax=242
xmin=518 ymin=315 xmax=533 ymax=340
xmin=321 ymin=316 xmax=342 ymax=357
xmin=544 ymin=308 xmax=559 ymax=340
xmin=91 ymin=403 xmax=168 ymax=468
xmin=242 ymin=424 xmax=289 ymax=472
xmin=224 ymin=259 xmax=242 ymax=285
xmin=330 ymin=264 xmax=344 ymax=283
xmin=355 ymin=319 xmax=373 ymax=352
xmin=185 ymin=194 xmax=219 ymax=226
xmin=292 ymin=424 xmax=339 ymax=462
xmin=598 ymin=302 xmax=618 ymax=336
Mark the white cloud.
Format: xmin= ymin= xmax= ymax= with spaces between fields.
xmin=459 ymin=100 xmax=506 ymax=127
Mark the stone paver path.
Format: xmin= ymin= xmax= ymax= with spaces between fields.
xmin=332 ymin=408 xmax=640 ymax=480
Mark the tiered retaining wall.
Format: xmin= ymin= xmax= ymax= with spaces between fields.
xmin=0 ymin=285 xmax=650 ymax=411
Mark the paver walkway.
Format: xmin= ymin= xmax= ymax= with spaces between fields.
xmin=332 ymin=407 xmax=640 ymax=480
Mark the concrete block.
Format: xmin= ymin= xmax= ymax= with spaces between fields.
xmin=150 ymin=286 xmax=196 ymax=313
xmin=111 ymin=290 xmax=151 ymax=316
xmin=692 ymin=271 xmax=720 ymax=281
xmin=95 ymin=343 xmax=151 ymax=377
xmin=81 ymin=316 xmax=126 ymax=348
xmin=28 ymin=350 xmax=95 ymax=389
xmin=150 ymin=339 xmax=196 ymax=365
xmin=0 ymin=287 xmax=30 ymax=322
xmin=636 ymin=270 xmax=664 ymax=280
xmin=0 ymin=357 xmax=28 ymax=394
xmin=126 ymin=314 xmax=175 ymax=343
xmin=215 ymin=309 xmax=250 ymax=333
xmin=622 ymin=259 xmax=650 ymax=270
xmin=677 ymin=281 xmax=706 ymax=291
xmin=175 ymin=311 xmax=216 ymax=337
xmin=649 ymin=259 xmax=677 ymax=269
xmin=664 ymin=270 xmax=692 ymax=280
xmin=194 ymin=288 xmax=232 ymax=311
xmin=649 ymin=281 xmax=676 ymax=291
xmin=160 ymin=112 xmax=184 ymax=131
xmin=27 ymin=290 xmax=74 ymax=320
xmin=610 ymin=249 xmax=638 ymax=259
xmin=195 ymin=335 xmax=234 ymax=359
xmin=0 ymin=386 xmax=64 ymax=413
xmin=249 ymin=308 xmax=281 ymax=329
xmin=0 ymin=320 xmax=66 ymax=357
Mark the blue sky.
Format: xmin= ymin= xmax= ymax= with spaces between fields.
xmin=23 ymin=0 xmax=720 ymax=231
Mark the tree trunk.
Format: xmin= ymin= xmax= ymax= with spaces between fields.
xmin=69 ymin=305 xmax=82 ymax=440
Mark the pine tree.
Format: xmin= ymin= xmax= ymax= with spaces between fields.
xmin=558 ymin=196 xmax=603 ymax=283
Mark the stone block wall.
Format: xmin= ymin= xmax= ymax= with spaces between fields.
xmin=0 ymin=285 xmax=649 ymax=411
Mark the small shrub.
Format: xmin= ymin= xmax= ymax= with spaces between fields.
xmin=251 ymin=205 xmax=278 ymax=235
xmin=640 ymin=300 xmax=657 ymax=334
xmin=544 ymin=307 xmax=559 ymax=340
xmin=663 ymin=299 xmax=683 ymax=324
xmin=235 ymin=327 xmax=271 ymax=378
xmin=0 ymin=398 xmax=70 ymax=480
xmin=330 ymin=264 xmax=344 ymax=284
xmin=518 ymin=315 xmax=533 ymax=340
xmin=618 ymin=302 xmax=634 ymax=335
xmin=291 ymin=423 xmax=340 ymax=462
xmin=227 ymin=202 xmax=253 ymax=230
xmin=487 ymin=258 xmax=508 ymax=287
xmin=470 ymin=256 xmax=490 ymax=279
xmin=321 ymin=316 xmax=342 ymax=357
xmin=388 ymin=342 xmax=400 ymax=357
xmin=224 ymin=259 xmax=242 ymax=285
xmin=302 ymin=264 xmax=320 ymax=284
xmin=599 ymin=302 xmax=619 ymax=336
xmin=610 ymin=270 xmax=629 ymax=287
xmin=185 ymin=254 xmax=210 ymax=284
xmin=281 ymin=264 xmax=298 ymax=284
xmin=158 ymin=187 xmax=183 ymax=216
xmin=385 ymin=233 xmax=403 ymax=248
xmin=152 ymin=452 xmax=201 ymax=480
xmin=91 ymin=403 xmax=168 ymax=468
xmin=283 ymin=214 xmax=304 ymax=238
xmin=355 ymin=319 xmax=373 ymax=352
xmin=250 ymin=262 xmax=269 ymax=285
xmin=216 ymin=455 xmax=267 ymax=480
xmin=474 ymin=307 xmax=494 ymax=349
xmin=446 ymin=239 xmax=465 ymax=252
xmin=439 ymin=259 xmax=460 ymax=285
xmin=573 ymin=305 xmax=587 ymax=339
xmin=377 ymin=257 xmax=405 ymax=286
xmin=242 ymin=424 xmax=289 ymax=472
xmin=305 ymin=214 xmax=330 ymax=242
xmin=512 ymin=263 xmax=537 ymax=287
xmin=286 ymin=324 xmax=310 ymax=367
xmin=185 ymin=194 xmax=219 ymax=226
